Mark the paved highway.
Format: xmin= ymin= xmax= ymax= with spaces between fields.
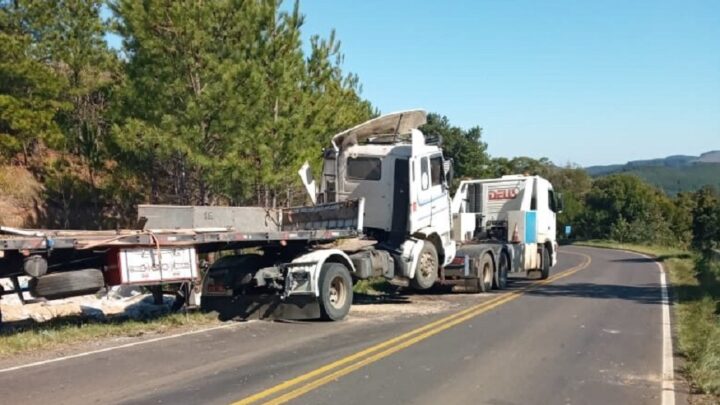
xmin=0 ymin=246 xmax=674 ymax=404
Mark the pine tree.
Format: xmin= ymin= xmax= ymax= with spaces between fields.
xmin=113 ymin=0 xmax=272 ymax=204
xmin=113 ymin=0 xmax=372 ymax=206
xmin=0 ymin=1 xmax=66 ymax=165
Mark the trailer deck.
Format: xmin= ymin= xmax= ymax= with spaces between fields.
xmin=0 ymin=199 xmax=363 ymax=254
xmin=0 ymin=227 xmax=360 ymax=252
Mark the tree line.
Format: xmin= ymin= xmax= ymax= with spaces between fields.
xmin=422 ymin=114 xmax=720 ymax=255
xmin=1 ymin=0 xmax=372 ymax=227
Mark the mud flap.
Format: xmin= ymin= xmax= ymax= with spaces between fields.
xmin=202 ymin=295 xmax=321 ymax=321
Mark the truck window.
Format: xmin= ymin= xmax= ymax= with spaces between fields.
xmin=548 ymin=189 xmax=557 ymax=212
xmin=420 ymin=157 xmax=429 ymax=190
xmin=430 ymin=156 xmax=443 ymax=186
xmin=347 ymin=157 xmax=381 ymax=181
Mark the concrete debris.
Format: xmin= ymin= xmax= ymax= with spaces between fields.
xmin=0 ymin=277 xmax=176 ymax=324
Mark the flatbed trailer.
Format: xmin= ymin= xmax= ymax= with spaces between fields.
xmin=0 ymin=200 xmax=365 ymax=323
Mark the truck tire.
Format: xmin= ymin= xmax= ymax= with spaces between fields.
xmin=319 ymin=262 xmax=353 ymax=321
xmin=494 ymin=252 xmax=509 ymax=290
xmin=477 ymin=253 xmax=494 ymax=292
xmin=29 ymin=269 xmax=104 ymax=300
xmin=410 ymin=242 xmax=438 ymax=290
xmin=539 ymin=247 xmax=550 ymax=280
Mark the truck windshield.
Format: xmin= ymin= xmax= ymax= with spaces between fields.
xmin=347 ymin=157 xmax=382 ymax=181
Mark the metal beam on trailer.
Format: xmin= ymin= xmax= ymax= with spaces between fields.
xmin=0 ymin=229 xmax=359 ymax=252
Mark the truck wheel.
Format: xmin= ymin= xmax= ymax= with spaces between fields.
xmin=410 ymin=242 xmax=438 ymax=290
xmin=477 ymin=253 xmax=494 ymax=292
xmin=29 ymin=269 xmax=104 ymax=300
xmin=539 ymin=247 xmax=550 ymax=280
xmin=319 ymin=263 xmax=353 ymax=321
xmin=494 ymin=252 xmax=509 ymax=290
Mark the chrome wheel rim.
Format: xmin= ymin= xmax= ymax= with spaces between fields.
xmin=329 ymin=276 xmax=347 ymax=309
xmin=419 ymin=251 xmax=436 ymax=279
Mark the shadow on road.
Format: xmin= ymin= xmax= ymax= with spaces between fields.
xmin=353 ymin=293 xmax=411 ymax=305
xmin=526 ymin=282 xmax=664 ymax=305
xmin=610 ymin=253 xmax=692 ymax=264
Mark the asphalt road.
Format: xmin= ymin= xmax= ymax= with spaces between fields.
xmin=0 ymin=246 xmax=672 ymax=405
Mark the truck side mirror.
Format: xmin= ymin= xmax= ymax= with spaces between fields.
xmin=556 ymin=193 xmax=564 ymax=213
xmin=444 ymin=158 xmax=454 ymax=187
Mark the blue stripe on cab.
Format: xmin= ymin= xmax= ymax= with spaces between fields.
xmin=525 ymin=211 xmax=537 ymax=243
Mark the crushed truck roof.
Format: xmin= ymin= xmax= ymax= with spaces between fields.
xmin=331 ymin=109 xmax=427 ymax=148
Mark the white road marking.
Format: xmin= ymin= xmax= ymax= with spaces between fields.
xmin=622 ymin=250 xmax=675 ymax=405
xmin=0 ymin=322 xmax=245 ymax=374
xmin=658 ymin=265 xmax=676 ymax=405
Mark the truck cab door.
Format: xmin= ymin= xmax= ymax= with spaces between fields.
xmin=427 ymin=154 xmax=451 ymax=233
xmin=535 ymin=180 xmax=557 ymax=243
xmin=410 ymin=154 xmax=434 ymax=231
xmin=409 ymin=154 xmax=455 ymax=265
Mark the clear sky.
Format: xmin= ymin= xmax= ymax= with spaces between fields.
xmin=293 ymin=0 xmax=720 ymax=166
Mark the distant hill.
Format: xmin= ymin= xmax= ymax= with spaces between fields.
xmin=586 ymin=151 xmax=720 ymax=194
xmin=697 ymin=150 xmax=720 ymax=163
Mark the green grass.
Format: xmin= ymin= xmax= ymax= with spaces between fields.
xmin=353 ymin=277 xmax=395 ymax=295
xmin=576 ymin=240 xmax=720 ymax=396
xmin=0 ymin=311 xmax=220 ymax=358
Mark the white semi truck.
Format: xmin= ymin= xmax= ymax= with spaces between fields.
xmin=448 ymin=175 xmax=562 ymax=291
xmin=201 ymin=109 xmax=563 ymax=318
xmin=0 ymin=110 xmax=562 ymax=323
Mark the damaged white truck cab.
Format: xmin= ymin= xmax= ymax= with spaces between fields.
xmin=315 ymin=110 xmax=456 ymax=289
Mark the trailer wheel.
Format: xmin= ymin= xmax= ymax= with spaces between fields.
xmin=494 ymin=252 xmax=509 ymax=290
xmin=319 ymin=262 xmax=353 ymax=321
xmin=29 ymin=269 xmax=104 ymax=300
xmin=410 ymin=242 xmax=438 ymax=290
xmin=539 ymin=247 xmax=550 ymax=280
xmin=477 ymin=253 xmax=494 ymax=292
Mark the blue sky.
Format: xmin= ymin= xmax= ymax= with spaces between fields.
xmin=294 ymin=0 xmax=719 ymax=166
xmin=106 ymin=1 xmax=719 ymax=166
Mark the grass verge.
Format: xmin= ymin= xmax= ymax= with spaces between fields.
xmin=575 ymin=240 xmax=720 ymax=397
xmin=353 ymin=277 xmax=396 ymax=295
xmin=0 ymin=311 xmax=220 ymax=359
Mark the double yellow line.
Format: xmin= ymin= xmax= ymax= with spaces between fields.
xmin=233 ymin=251 xmax=592 ymax=405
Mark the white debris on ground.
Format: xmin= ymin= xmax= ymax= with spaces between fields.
xmin=349 ymin=294 xmax=463 ymax=321
xmin=0 ymin=277 xmax=173 ymax=323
